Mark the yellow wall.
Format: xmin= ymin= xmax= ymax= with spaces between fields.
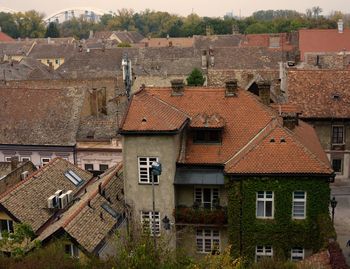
xmin=40 ymin=58 xmax=65 ymax=70
xmin=0 ymin=210 xmax=13 ymax=221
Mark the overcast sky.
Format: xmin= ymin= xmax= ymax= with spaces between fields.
xmin=2 ymin=0 xmax=349 ymax=18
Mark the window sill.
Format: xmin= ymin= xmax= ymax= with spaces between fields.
xmin=138 ymin=182 xmax=159 ymax=185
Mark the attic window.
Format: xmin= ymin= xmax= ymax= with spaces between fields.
xmin=280 ymin=137 xmax=286 ymax=143
xmin=193 ymin=130 xmax=221 ymax=144
xmin=101 ymin=202 xmax=121 ymax=219
xmin=65 ymin=170 xmax=83 ymax=186
xmin=270 ymin=138 xmax=275 ymax=143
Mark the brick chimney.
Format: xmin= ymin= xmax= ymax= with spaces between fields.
xmin=171 ymin=79 xmax=185 ymax=96
xmin=257 ymin=81 xmax=271 ymax=106
xmin=225 ymin=80 xmax=238 ymax=97
xmin=10 ymin=156 xmax=19 ymax=170
xmin=282 ymin=113 xmax=299 ymax=130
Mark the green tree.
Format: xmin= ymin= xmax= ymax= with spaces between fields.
xmin=245 ymin=22 xmax=270 ymax=34
xmin=45 ymin=22 xmax=60 ymax=38
xmin=187 ymin=68 xmax=205 ymax=86
xmin=13 ymin=10 xmax=46 ymax=38
xmin=0 ymin=12 xmax=19 ymax=38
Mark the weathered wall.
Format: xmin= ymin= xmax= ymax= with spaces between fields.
xmin=76 ymin=150 xmax=122 ymax=171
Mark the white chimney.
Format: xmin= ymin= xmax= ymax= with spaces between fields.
xmin=338 ymin=19 xmax=344 ymax=34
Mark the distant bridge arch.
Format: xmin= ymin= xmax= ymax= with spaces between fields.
xmin=44 ymin=7 xmax=112 ymax=23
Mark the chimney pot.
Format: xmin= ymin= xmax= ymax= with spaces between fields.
xmin=171 ymin=79 xmax=185 ymax=96
xmin=257 ymin=80 xmax=271 ymax=106
xmin=225 ymin=80 xmax=238 ymax=96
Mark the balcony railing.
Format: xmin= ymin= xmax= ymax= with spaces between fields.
xmin=174 ymin=205 xmax=228 ymax=225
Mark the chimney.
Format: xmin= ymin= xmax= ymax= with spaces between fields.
xmin=201 ymin=50 xmax=208 ymax=69
xmin=209 ymin=47 xmax=214 ymax=67
xmin=89 ymin=30 xmax=94 ymax=39
xmin=47 ymin=37 xmax=51 ymax=44
xmin=206 ymin=25 xmax=211 ymax=36
xmin=225 ymin=80 xmax=238 ymax=96
xmin=168 ymin=41 xmax=173 ymax=47
xmin=171 ymin=79 xmax=185 ymax=96
xmin=10 ymin=156 xmax=19 ymax=170
xmin=282 ymin=113 xmax=299 ymax=130
xmin=257 ymin=81 xmax=271 ymax=106
xmin=338 ymin=19 xmax=344 ymax=34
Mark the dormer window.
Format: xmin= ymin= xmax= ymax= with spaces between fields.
xmin=193 ymin=129 xmax=222 ymax=144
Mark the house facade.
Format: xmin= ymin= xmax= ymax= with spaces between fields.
xmin=120 ymin=81 xmax=333 ymax=261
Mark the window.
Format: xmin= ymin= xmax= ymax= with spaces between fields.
xmin=20 ymin=156 xmax=31 ymax=162
xmin=84 ymin=164 xmax=94 ymax=171
xmin=0 ymin=220 xmax=14 ymax=239
xmin=291 ymin=248 xmax=304 ymax=261
xmin=256 ymin=191 xmax=274 ymax=218
xmin=41 ymin=158 xmax=51 ymax=166
xmin=193 ymin=130 xmax=221 ymax=144
xmin=99 ymin=164 xmax=109 ymax=171
xmin=55 ymin=59 xmax=59 ymax=65
xmin=64 ymin=243 xmax=79 ymax=258
xmin=46 ymin=59 xmax=50 ymax=64
xmin=332 ymin=126 xmax=344 ymax=144
xmin=4 ymin=157 xmax=12 ymax=162
xmin=194 ymin=188 xmax=219 ymax=209
xmin=332 ymin=159 xmax=343 ymax=173
xmin=292 ymin=191 xmax=306 ymax=219
xmin=64 ymin=170 xmax=84 ymax=186
xmin=196 ymin=229 xmax=220 ymax=253
xmin=138 ymin=157 xmax=159 ymax=184
xmin=141 ymin=211 xmax=160 ymax=236
xmin=256 ymin=246 xmax=273 ymax=262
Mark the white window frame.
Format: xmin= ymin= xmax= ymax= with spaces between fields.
xmin=255 ymin=246 xmax=273 ymax=262
xmin=141 ymin=211 xmax=160 ymax=236
xmin=291 ymin=247 xmax=304 ymax=261
xmin=138 ymin=157 xmax=159 ymax=184
xmin=332 ymin=125 xmax=345 ymax=145
xmin=41 ymin=157 xmax=51 ymax=166
xmin=196 ymin=229 xmax=220 ymax=254
xmin=4 ymin=156 xmax=12 ymax=162
xmin=0 ymin=219 xmax=14 ymax=239
xmin=20 ymin=156 xmax=31 ymax=162
xmin=65 ymin=243 xmax=79 ymax=258
xmin=292 ymin=191 xmax=306 ymax=219
xmin=194 ymin=187 xmax=219 ymax=209
xmin=256 ymin=191 xmax=274 ymax=219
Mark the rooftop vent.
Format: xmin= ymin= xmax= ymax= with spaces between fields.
xmin=171 ymin=79 xmax=185 ymax=96
xmin=20 ymin=171 xmax=29 ymax=180
xmin=225 ymin=80 xmax=238 ymax=97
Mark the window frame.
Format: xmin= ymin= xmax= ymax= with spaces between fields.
xmin=141 ymin=211 xmax=160 ymax=237
xmin=255 ymin=245 xmax=273 ymax=262
xmin=99 ymin=164 xmax=109 ymax=172
xmin=332 ymin=158 xmax=343 ymax=174
xmin=84 ymin=163 xmax=94 ymax=171
xmin=138 ymin=157 xmax=159 ymax=184
xmin=291 ymin=247 xmax=304 ymax=261
xmin=292 ymin=191 xmax=307 ymax=219
xmin=64 ymin=243 xmax=79 ymax=258
xmin=4 ymin=156 xmax=12 ymax=162
xmin=196 ymin=229 xmax=220 ymax=254
xmin=20 ymin=156 xmax=31 ymax=162
xmin=194 ymin=187 xmax=219 ymax=209
xmin=41 ymin=157 xmax=51 ymax=166
xmin=0 ymin=219 xmax=14 ymax=239
xmin=193 ymin=129 xmax=222 ymax=144
xmin=332 ymin=125 xmax=345 ymax=145
xmin=256 ymin=191 xmax=274 ymax=219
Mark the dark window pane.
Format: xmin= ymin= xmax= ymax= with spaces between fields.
xmin=265 ymin=201 xmax=272 ymax=217
xmin=84 ymin=164 xmax=93 ymax=171
xmin=99 ymin=164 xmax=109 ymax=171
xmin=332 ymin=159 xmax=342 ymax=173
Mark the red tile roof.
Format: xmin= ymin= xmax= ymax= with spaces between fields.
xmin=0 ymin=32 xmax=14 ymax=42
xmin=287 ymin=70 xmax=350 ymax=119
xmin=121 ymin=86 xmax=331 ymax=175
xmin=299 ymin=29 xmax=350 ymax=60
xmin=190 ymin=113 xmax=225 ymax=129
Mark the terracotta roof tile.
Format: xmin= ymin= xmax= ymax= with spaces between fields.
xmin=0 ymin=32 xmax=14 ymax=42
xmin=287 ymin=70 xmax=350 ymax=118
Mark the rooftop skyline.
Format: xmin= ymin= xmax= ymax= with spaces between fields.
xmin=2 ymin=0 xmax=350 ymax=17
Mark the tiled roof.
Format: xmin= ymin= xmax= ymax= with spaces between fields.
xmin=286 ymin=70 xmax=350 ymax=118
xmin=28 ymin=43 xmax=76 ymax=59
xmin=194 ymin=35 xmax=241 ymax=49
xmin=240 ymin=33 xmax=294 ymax=51
xmin=0 ymin=87 xmax=84 ymax=146
xmin=0 ymin=162 xmax=12 ymax=178
xmin=190 ymin=113 xmax=226 ymax=128
xmin=0 ymin=32 xmax=14 ymax=42
xmin=139 ymin=37 xmax=194 ymax=48
xmin=121 ymin=86 xmax=331 ymax=175
xmin=299 ymin=29 xmax=350 ymax=60
xmin=225 ymin=123 xmax=332 ymax=174
xmin=0 ymin=158 xmax=93 ymax=232
xmin=120 ymin=91 xmax=189 ymax=133
xmin=38 ymin=163 xmax=124 ymax=253
xmin=0 ymin=41 xmax=35 ymax=57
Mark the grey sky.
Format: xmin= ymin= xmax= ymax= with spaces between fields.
xmin=2 ymin=0 xmax=350 ymax=17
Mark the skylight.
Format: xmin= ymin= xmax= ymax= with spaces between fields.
xmin=101 ymin=202 xmax=120 ymax=219
xmin=65 ymin=170 xmax=83 ymax=186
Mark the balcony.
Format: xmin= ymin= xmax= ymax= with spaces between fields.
xmin=174 ymin=205 xmax=228 ymax=225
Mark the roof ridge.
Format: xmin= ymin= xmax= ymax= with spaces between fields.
xmin=282 ymin=125 xmax=332 ymax=172
xmin=0 ymin=157 xmax=61 ymax=201
xmin=62 ymin=163 xmax=123 ymax=228
xmin=224 ymin=119 xmax=278 ymax=171
xmin=147 ymin=92 xmax=190 ymax=118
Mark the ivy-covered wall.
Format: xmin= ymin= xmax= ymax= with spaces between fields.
xmin=227 ymin=176 xmax=333 ymax=262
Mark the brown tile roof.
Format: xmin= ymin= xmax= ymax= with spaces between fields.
xmin=121 ymin=86 xmax=331 ymax=175
xmin=0 ymin=158 xmax=93 ymax=232
xmin=120 ymin=90 xmax=189 ymax=133
xmin=0 ymin=87 xmax=84 ymax=146
xmin=287 ymin=70 xmax=350 ymax=119
xmin=194 ymin=35 xmax=241 ymax=49
xmin=0 ymin=163 xmax=12 ymax=178
xmin=299 ymin=29 xmax=350 ymax=60
xmin=0 ymin=41 xmax=35 ymax=57
xmin=139 ymin=37 xmax=194 ymax=48
xmin=240 ymin=33 xmax=294 ymax=51
xmin=28 ymin=43 xmax=76 ymax=59
xmin=38 ymin=163 xmax=124 ymax=253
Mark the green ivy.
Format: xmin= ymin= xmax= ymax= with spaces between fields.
xmin=227 ymin=176 xmax=333 ymax=263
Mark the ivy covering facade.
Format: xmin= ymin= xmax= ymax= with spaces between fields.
xmin=227 ymin=176 xmax=335 ymax=262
